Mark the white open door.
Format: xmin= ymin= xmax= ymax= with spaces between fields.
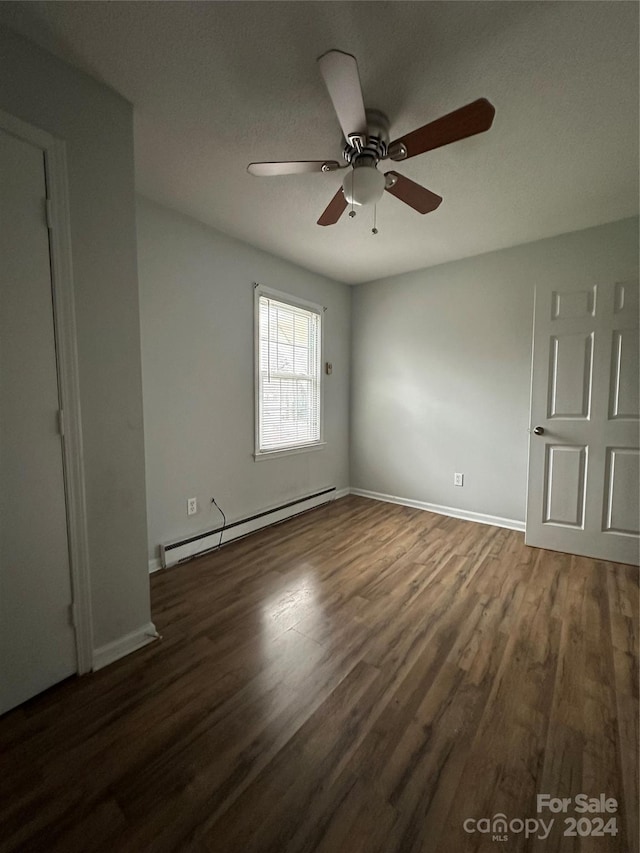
xmin=0 ymin=127 xmax=77 ymax=714
xmin=526 ymin=277 xmax=639 ymax=565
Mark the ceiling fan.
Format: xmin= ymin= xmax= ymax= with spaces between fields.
xmin=247 ymin=50 xmax=495 ymax=227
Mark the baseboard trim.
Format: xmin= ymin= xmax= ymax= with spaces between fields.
xmin=148 ymin=558 xmax=162 ymax=574
xmin=333 ymin=487 xmax=351 ymax=500
xmin=350 ymin=488 xmax=525 ymax=532
xmin=92 ymin=621 xmax=159 ymax=671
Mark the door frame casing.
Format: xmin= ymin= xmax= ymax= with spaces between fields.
xmin=0 ymin=109 xmax=93 ymax=674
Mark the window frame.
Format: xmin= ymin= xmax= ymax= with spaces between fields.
xmin=254 ymin=285 xmax=325 ymax=460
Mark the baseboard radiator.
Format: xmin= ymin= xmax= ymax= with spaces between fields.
xmin=160 ymin=486 xmax=338 ymax=569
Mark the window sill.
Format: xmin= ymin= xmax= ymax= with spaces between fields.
xmin=254 ymin=442 xmax=326 ymax=461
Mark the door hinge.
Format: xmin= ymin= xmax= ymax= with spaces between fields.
xmin=57 ymin=408 xmax=65 ymax=437
xmin=45 ymin=197 xmax=54 ymax=230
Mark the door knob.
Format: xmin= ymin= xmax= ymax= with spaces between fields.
xmin=533 ymin=426 xmax=545 ymax=435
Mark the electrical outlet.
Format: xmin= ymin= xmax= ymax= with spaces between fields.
xmin=454 ymin=473 xmax=464 ymax=487
xmin=187 ymin=497 xmax=198 ymax=515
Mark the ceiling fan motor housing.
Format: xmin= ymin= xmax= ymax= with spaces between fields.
xmin=342 ymin=108 xmax=390 ymax=166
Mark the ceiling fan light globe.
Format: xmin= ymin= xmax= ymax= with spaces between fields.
xmin=342 ymin=166 xmax=385 ymax=206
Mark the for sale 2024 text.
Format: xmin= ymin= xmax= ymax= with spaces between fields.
xmin=463 ymin=794 xmax=619 ymax=842
xmin=537 ymin=794 xmax=618 ymax=840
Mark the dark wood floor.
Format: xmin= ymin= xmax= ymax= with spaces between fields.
xmin=0 ymin=496 xmax=637 ymax=852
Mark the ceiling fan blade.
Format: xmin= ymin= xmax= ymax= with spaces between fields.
xmin=317 ymin=50 xmax=368 ymax=144
xmin=317 ymin=187 xmax=348 ymax=226
xmin=384 ymin=172 xmax=443 ymax=214
xmin=248 ymin=160 xmax=342 ymax=176
xmin=388 ymin=98 xmax=496 ymax=161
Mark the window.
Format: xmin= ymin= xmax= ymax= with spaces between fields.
xmin=255 ymin=287 xmax=323 ymax=457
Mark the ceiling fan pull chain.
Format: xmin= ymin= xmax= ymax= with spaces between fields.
xmin=372 ymin=205 xmax=378 ymax=235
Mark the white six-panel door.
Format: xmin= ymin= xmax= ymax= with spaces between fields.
xmin=526 ymin=277 xmax=639 ymax=565
xmin=0 ymin=127 xmax=77 ymax=714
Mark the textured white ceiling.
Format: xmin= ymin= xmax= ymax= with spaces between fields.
xmin=1 ymin=1 xmax=638 ymax=284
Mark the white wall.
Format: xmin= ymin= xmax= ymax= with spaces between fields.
xmin=137 ymin=196 xmax=351 ymax=563
xmin=0 ymin=27 xmax=151 ymax=651
xmin=351 ymin=217 xmax=639 ymax=524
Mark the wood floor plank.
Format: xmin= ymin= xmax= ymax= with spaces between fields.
xmin=606 ymin=564 xmax=639 ymax=853
xmin=0 ymin=495 xmax=636 ymax=853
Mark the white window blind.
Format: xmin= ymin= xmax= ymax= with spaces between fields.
xmin=257 ymin=293 xmax=322 ymax=453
